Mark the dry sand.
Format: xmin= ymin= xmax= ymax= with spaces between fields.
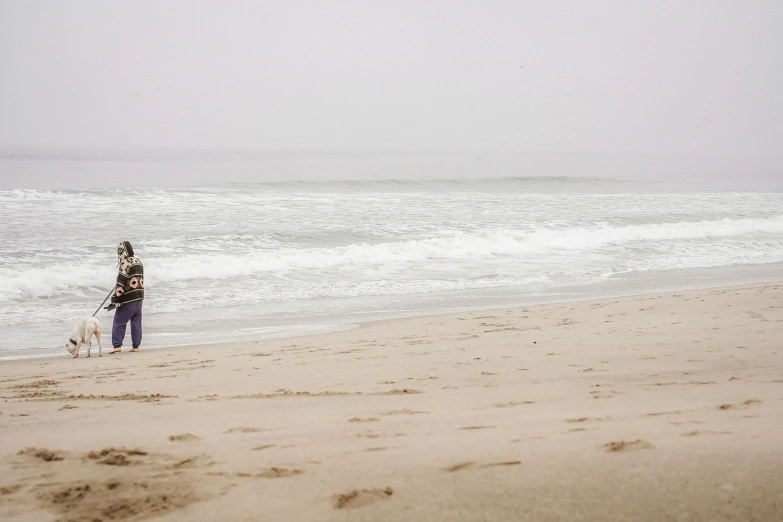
xmin=1 ymin=283 xmax=782 ymax=521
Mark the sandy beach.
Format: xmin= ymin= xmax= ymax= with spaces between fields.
xmin=1 ymin=283 xmax=782 ymax=521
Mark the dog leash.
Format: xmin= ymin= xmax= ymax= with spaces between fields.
xmin=92 ymin=288 xmax=115 ymax=317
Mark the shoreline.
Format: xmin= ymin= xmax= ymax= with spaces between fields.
xmin=4 ymin=278 xmax=783 ymax=364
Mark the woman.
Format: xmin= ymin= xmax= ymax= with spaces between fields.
xmin=107 ymin=241 xmax=144 ymax=354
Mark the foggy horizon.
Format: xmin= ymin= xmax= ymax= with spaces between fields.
xmin=2 ymin=1 xmax=782 ymax=166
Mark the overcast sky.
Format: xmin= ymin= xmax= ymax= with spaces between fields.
xmin=1 ymin=1 xmax=781 ymax=163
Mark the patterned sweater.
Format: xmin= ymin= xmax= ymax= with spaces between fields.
xmin=111 ymin=241 xmax=144 ymax=305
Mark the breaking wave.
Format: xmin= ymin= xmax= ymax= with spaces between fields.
xmin=2 ymin=215 xmax=781 ymax=302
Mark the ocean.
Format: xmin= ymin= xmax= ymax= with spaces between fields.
xmin=1 ymin=158 xmax=782 ymax=360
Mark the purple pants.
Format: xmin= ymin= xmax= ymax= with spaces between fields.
xmin=112 ymin=300 xmax=143 ymax=348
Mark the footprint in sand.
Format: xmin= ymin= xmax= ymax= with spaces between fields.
xmin=168 ymin=433 xmax=200 ymax=442
xmin=603 ymin=439 xmax=655 ymax=452
xmin=590 ymin=390 xmax=619 ymax=399
xmin=237 ymin=467 xmax=302 ymax=478
xmin=378 ymin=388 xmax=423 ymax=395
xmin=459 ymin=426 xmax=496 ymax=431
xmin=444 ymin=460 xmax=521 ymax=472
xmin=718 ymin=399 xmax=762 ymax=410
xmin=645 ymin=410 xmax=681 ymax=417
xmin=444 ymin=461 xmax=474 ymax=472
xmin=88 ymin=448 xmax=149 ymax=466
xmin=17 ymin=447 xmax=66 ymax=462
xmin=333 ymin=487 xmax=393 ymax=509
xmin=484 ymin=461 xmax=521 ymax=468
xmin=0 ymin=484 xmax=22 ymax=495
xmin=680 ymin=430 xmax=732 ymax=436
xmin=348 ymin=417 xmax=380 ymax=423
xmin=493 ymin=401 xmax=535 ymax=408
xmin=225 ymin=427 xmax=262 ymax=434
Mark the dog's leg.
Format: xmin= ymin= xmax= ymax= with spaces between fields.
xmin=74 ymin=340 xmax=81 ymax=358
xmin=96 ymin=329 xmax=103 ymax=357
xmin=86 ymin=324 xmax=98 ymax=357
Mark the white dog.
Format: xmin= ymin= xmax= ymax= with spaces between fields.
xmin=65 ymin=317 xmax=103 ymax=358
